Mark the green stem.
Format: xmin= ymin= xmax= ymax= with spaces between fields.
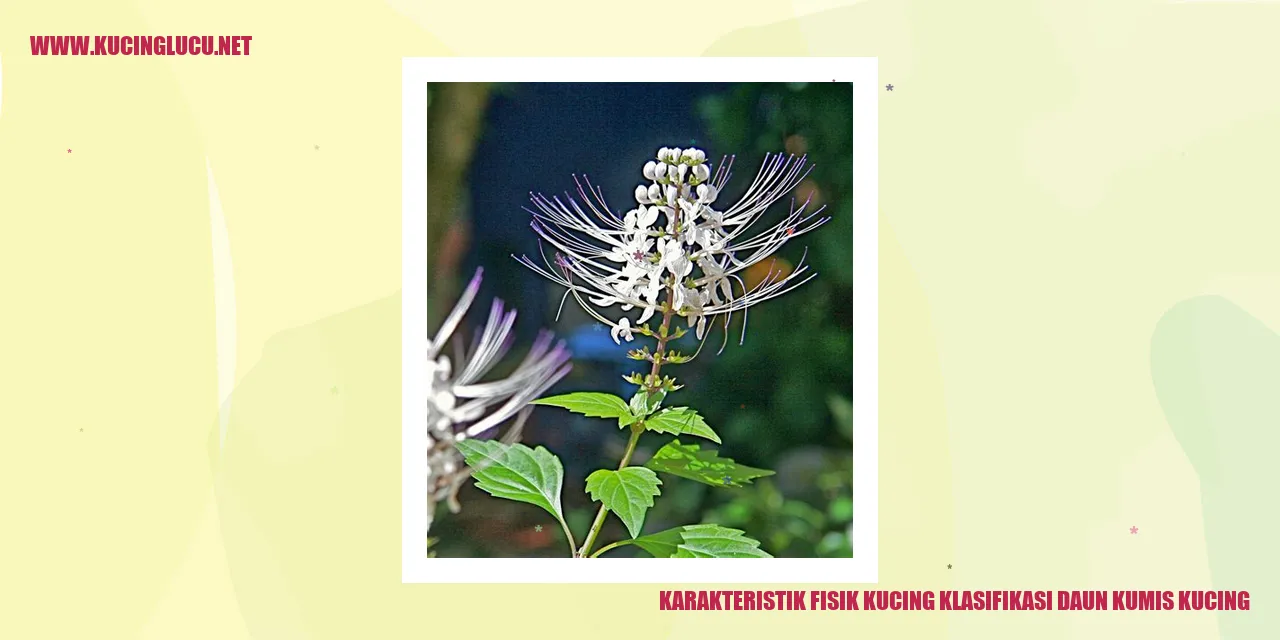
xmin=558 ymin=517 xmax=578 ymax=557
xmin=645 ymin=278 xmax=679 ymax=396
xmin=590 ymin=539 xmax=629 ymax=558
xmin=577 ymin=423 xmax=643 ymax=557
xmin=577 ymin=205 xmax=685 ymax=558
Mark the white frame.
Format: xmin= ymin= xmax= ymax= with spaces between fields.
xmin=403 ymin=58 xmax=878 ymax=583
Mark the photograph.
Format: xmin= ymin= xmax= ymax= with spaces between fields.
xmin=402 ymin=60 xmax=879 ymax=582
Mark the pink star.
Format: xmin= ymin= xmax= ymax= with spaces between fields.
xmin=1130 ymin=526 xmax=1138 ymax=535
xmin=67 ymin=149 xmax=72 ymax=153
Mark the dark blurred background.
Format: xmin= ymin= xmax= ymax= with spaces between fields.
xmin=426 ymin=82 xmax=854 ymax=558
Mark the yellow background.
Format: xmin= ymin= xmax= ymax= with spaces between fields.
xmin=1 ymin=1 xmax=1276 ymax=638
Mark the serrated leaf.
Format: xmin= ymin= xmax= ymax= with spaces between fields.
xmin=641 ymin=407 xmax=720 ymax=443
xmin=584 ymin=467 xmax=662 ymax=538
xmin=629 ymin=524 xmax=772 ymax=558
xmin=533 ymin=392 xmax=634 ymax=422
xmin=643 ymin=439 xmax=775 ymax=488
xmin=454 ymin=440 xmax=565 ymax=522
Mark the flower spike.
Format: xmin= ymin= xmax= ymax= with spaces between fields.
xmin=515 ymin=147 xmax=830 ymax=345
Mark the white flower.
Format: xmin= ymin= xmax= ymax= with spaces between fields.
xmin=673 ymin=282 xmax=701 ymax=313
xmin=595 ymin=260 xmax=654 ymax=307
xmin=605 ymin=229 xmax=651 ymax=264
xmin=427 ymin=268 xmax=572 ymax=516
xmin=515 ymin=146 xmax=830 ymax=348
xmin=692 ymin=164 xmax=711 ymax=183
xmin=611 ymin=317 xmax=635 ymax=344
xmin=623 ymin=206 xmax=659 ymax=233
xmin=674 ymin=284 xmax=710 ymax=339
xmin=679 ymin=198 xmax=702 ymax=223
xmin=659 ymin=238 xmax=692 ymax=279
xmin=697 ymin=257 xmax=734 ymax=305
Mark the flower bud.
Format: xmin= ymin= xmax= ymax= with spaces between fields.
xmin=697 ymin=184 xmax=718 ymax=203
xmin=670 ymin=147 xmax=683 ymax=162
xmin=677 ymin=163 xmax=688 ymax=182
xmin=648 ymin=184 xmax=663 ymax=202
xmin=692 ymin=164 xmax=710 ymax=182
xmin=666 ymin=164 xmax=679 ymax=182
xmin=643 ymin=161 xmax=658 ymax=181
xmin=681 ymin=148 xmax=697 ymax=163
xmin=635 ymin=185 xmax=651 ymax=203
xmin=665 ymin=185 xmax=679 ymax=204
xmin=657 ymin=147 xmax=670 ymax=161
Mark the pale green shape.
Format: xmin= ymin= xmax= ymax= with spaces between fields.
xmin=584 ymin=467 xmax=662 ymax=539
xmin=827 ymin=394 xmax=853 ymax=442
xmin=1151 ymin=295 xmax=1277 ymax=639
xmin=641 ymin=407 xmax=721 ymax=444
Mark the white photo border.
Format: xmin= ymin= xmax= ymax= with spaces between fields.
xmin=403 ymin=57 xmax=878 ymax=583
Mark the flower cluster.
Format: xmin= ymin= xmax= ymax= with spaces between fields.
xmin=426 ymin=268 xmax=572 ymax=515
xmin=516 ymin=146 xmax=829 ymax=347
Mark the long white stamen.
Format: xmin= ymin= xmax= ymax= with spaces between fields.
xmin=514 ymin=146 xmax=830 ymax=348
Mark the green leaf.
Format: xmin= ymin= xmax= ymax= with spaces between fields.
xmin=643 ymin=439 xmax=774 ymax=488
xmin=454 ymin=440 xmax=566 ymax=522
xmin=584 ymin=467 xmax=662 ymax=538
xmin=629 ymin=524 xmax=772 ymax=558
xmin=533 ymin=392 xmax=634 ymax=422
xmin=641 ymin=407 xmax=720 ymax=443
xmin=628 ymin=388 xmax=666 ymax=418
